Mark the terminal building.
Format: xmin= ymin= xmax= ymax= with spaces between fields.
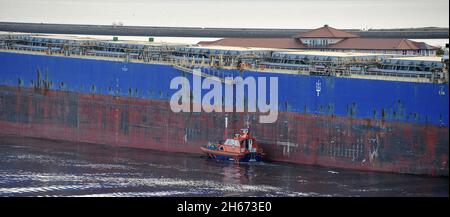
xmin=199 ymin=25 xmax=440 ymax=56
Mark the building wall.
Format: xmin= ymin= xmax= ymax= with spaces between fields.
xmin=300 ymin=38 xmax=343 ymax=47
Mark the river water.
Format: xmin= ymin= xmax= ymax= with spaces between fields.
xmin=0 ymin=136 xmax=448 ymax=197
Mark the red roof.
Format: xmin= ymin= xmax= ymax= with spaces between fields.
xmin=412 ymin=41 xmax=440 ymax=50
xmin=197 ymin=25 xmax=439 ymax=51
xmin=199 ymin=37 xmax=439 ymax=50
xmin=198 ymin=38 xmax=305 ymax=49
xmin=296 ymin=25 xmax=359 ymax=38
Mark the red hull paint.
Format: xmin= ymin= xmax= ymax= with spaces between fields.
xmin=0 ymin=86 xmax=448 ymax=176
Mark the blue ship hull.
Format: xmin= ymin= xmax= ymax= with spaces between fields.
xmin=0 ymin=52 xmax=447 ymax=126
xmin=0 ymin=51 xmax=448 ymax=175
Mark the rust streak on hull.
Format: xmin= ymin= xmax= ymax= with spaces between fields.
xmin=0 ymin=85 xmax=448 ymax=176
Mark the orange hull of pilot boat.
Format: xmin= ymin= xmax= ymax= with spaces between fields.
xmin=200 ymin=128 xmax=265 ymax=162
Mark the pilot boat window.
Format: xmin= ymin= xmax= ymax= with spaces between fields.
xmin=224 ymin=139 xmax=239 ymax=146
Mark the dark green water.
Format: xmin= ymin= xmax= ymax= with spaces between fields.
xmin=0 ymin=136 xmax=448 ymax=197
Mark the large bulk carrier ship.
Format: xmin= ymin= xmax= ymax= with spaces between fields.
xmin=0 ymin=29 xmax=448 ymax=176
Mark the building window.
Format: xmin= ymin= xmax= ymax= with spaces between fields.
xmin=402 ymin=50 xmax=407 ymax=55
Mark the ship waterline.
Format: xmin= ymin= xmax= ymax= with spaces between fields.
xmin=0 ymin=84 xmax=447 ymax=176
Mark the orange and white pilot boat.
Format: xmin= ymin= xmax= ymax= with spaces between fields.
xmin=200 ymin=128 xmax=265 ymax=163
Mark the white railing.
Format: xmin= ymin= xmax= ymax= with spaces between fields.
xmin=1 ymin=45 xmax=446 ymax=83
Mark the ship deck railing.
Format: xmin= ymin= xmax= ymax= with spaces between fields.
xmin=354 ymin=70 xmax=431 ymax=78
xmin=1 ymin=41 xmax=447 ymax=84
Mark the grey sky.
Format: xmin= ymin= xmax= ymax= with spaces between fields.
xmin=0 ymin=0 xmax=448 ymax=29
